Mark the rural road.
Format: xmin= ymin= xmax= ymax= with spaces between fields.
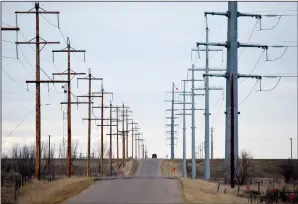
xmin=65 ymin=159 xmax=183 ymax=203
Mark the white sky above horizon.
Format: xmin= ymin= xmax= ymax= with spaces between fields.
xmin=2 ymin=1 xmax=297 ymax=160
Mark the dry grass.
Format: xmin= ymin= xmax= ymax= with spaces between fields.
xmin=124 ymin=160 xmax=139 ymax=176
xmin=2 ymin=186 xmax=16 ymax=204
xmin=17 ymin=177 xmax=94 ymax=204
xmin=180 ymin=178 xmax=248 ymax=204
xmin=160 ymin=159 xmax=181 ymax=176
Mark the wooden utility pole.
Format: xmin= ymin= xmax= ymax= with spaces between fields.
xmin=135 ymin=132 xmax=142 ymax=159
xmin=110 ymin=107 xmax=120 ymax=166
xmin=15 ymin=3 xmax=61 ymax=180
xmin=48 ymin=135 xmax=51 ymax=174
xmin=128 ymin=122 xmax=139 ymax=158
xmin=142 ymin=140 xmax=146 ymax=159
xmin=92 ymin=89 xmax=113 ymax=176
xmin=118 ymin=104 xmax=129 ymax=166
xmin=94 ymin=104 xmax=117 ymax=175
xmin=52 ymin=37 xmax=86 ymax=177
xmin=76 ymin=69 xmax=102 ymax=177
xmin=126 ymin=109 xmax=133 ymax=158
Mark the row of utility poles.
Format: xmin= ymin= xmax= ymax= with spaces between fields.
xmin=5 ymin=2 xmax=147 ymax=180
xmin=165 ymin=1 xmax=296 ymax=188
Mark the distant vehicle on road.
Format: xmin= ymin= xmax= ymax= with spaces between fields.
xmin=152 ymin=153 xmax=157 ymax=158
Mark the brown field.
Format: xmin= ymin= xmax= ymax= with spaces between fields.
xmin=161 ymin=159 xmax=298 ymax=203
xmin=123 ymin=160 xmax=139 ymax=176
xmin=1 ymin=158 xmax=132 ymax=204
xmin=160 ymin=160 xmax=248 ymax=203
xmin=17 ymin=177 xmax=94 ymax=204
xmin=183 ymin=159 xmax=298 ymax=179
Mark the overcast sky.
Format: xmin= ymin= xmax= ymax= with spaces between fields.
xmin=2 ymin=1 xmax=297 ymax=159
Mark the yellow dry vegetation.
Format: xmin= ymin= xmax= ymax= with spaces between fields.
xmin=160 ymin=160 xmax=247 ymax=203
xmin=160 ymin=159 xmax=179 ymax=176
xmin=180 ymin=178 xmax=248 ymax=204
xmin=17 ymin=177 xmax=94 ymax=204
xmin=124 ymin=159 xmax=139 ymax=176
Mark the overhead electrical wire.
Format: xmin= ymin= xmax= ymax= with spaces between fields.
xmin=2 ymin=67 xmax=34 ymax=97
xmin=266 ymin=47 xmax=288 ymax=61
xmin=258 ymin=16 xmax=282 ymax=31
xmin=238 ymin=80 xmax=259 ymax=106
xmin=258 ymin=77 xmax=282 ymax=92
xmin=240 ymin=49 xmax=265 ymax=83
xmin=239 ymin=19 xmax=259 ymax=57
xmin=5 ymin=105 xmax=36 ymax=137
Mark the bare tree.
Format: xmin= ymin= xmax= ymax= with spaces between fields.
xmin=235 ymin=150 xmax=254 ymax=185
xmin=96 ymin=141 xmax=109 ymax=159
xmin=279 ymin=159 xmax=298 ymax=183
xmin=224 ymin=150 xmax=254 ymax=185
xmin=72 ymin=140 xmax=79 ymax=159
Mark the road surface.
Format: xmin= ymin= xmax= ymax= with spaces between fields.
xmin=65 ymin=159 xmax=183 ymax=203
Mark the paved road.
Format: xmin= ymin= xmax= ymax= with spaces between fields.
xmin=65 ymin=159 xmax=183 ymax=203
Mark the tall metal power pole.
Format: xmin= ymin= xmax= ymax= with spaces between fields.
xmin=190 ymin=46 xmax=224 ymax=180
xmin=15 ymin=3 xmax=60 ymax=179
xmin=182 ymin=80 xmax=187 ymax=177
xmin=198 ymin=2 xmax=287 ymax=185
xmin=170 ymin=82 xmax=175 ymax=159
xmin=191 ymin=64 xmax=196 ymax=178
xmin=174 ymin=75 xmax=204 ymax=177
xmin=290 ymin=137 xmax=293 ymax=159
xmin=211 ymin=127 xmax=214 ymax=160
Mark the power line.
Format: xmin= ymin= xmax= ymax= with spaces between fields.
xmin=41 ymin=14 xmax=58 ymax=28
xmin=5 ymin=105 xmax=35 ymax=137
xmin=2 ymin=21 xmax=13 ymax=27
xmin=2 ymin=40 xmax=14 ymax=43
xmin=258 ymin=77 xmax=282 ymax=92
xmin=239 ymin=19 xmax=259 ymax=57
xmin=258 ymin=16 xmax=282 ymax=31
xmin=245 ymin=9 xmax=298 ymax=14
xmin=2 ymin=67 xmax=34 ymax=97
xmin=211 ymin=91 xmax=224 ymax=125
xmin=240 ymin=49 xmax=265 ymax=83
xmin=238 ymin=80 xmax=259 ymax=106
xmin=2 ymin=56 xmax=16 ymax=59
xmin=266 ymin=47 xmax=288 ymax=61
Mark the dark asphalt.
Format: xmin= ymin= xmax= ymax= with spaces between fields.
xmin=65 ymin=159 xmax=184 ymax=204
